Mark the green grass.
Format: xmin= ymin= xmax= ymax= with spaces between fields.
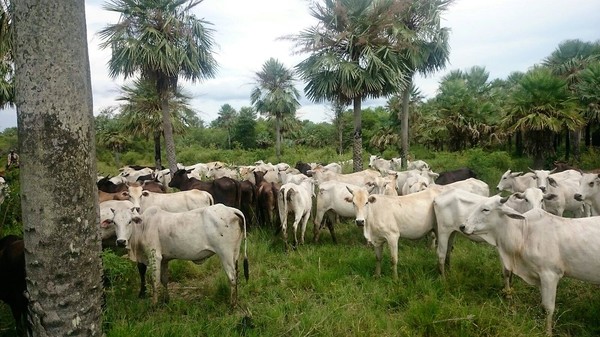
xmin=4 ymin=222 xmax=599 ymax=337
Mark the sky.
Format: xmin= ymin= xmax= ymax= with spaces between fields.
xmin=0 ymin=0 xmax=598 ymax=131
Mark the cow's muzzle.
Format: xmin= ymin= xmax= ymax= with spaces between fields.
xmin=116 ymin=239 xmax=127 ymax=247
xmin=574 ymin=193 xmax=583 ymax=202
xmin=355 ymin=220 xmax=365 ymax=227
xmin=459 ymin=225 xmax=468 ymax=234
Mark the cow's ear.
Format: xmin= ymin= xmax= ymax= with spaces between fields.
xmin=544 ymin=193 xmax=558 ymax=201
xmin=142 ymin=191 xmax=150 ymax=197
xmin=548 ymin=177 xmax=558 ymax=187
xmin=100 ymin=219 xmax=112 ymax=228
xmin=506 ymin=213 xmax=525 ymax=220
xmin=186 ymin=168 xmax=193 ymax=174
xmin=121 ymin=191 xmax=129 ymax=197
xmin=512 ymin=193 xmax=524 ymax=200
xmin=368 ymin=196 xmax=376 ymax=203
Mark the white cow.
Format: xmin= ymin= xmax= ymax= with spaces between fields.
xmin=496 ymin=170 xmax=537 ymax=193
xmin=407 ymin=160 xmax=430 ymax=171
xmin=206 ymin=162 xmax=238 ymax=180
xmin=368 ymin=155 xmax=393 ymax=174
xmin=401 ymin=174 xmax=430 ymax=195
xmin=460 ymin=197 xmax=600 ymax=336
xmin=345 ymin=185 xmax=445 ymax=279
xmin=308 ymin=167 xmax=381 ymax=187
xmin=433 ymin=188 xmax=542 ymax=278
xmin=531 ymin=169 xmax=586 ymax=217
xmin=442 ymin=178 xmax=490 ymax=197
xmin=112 ymin=204 xmax=248 ymax=306
xmin=128 ymin=184 xmax=213 ymax=213
xmin=575 ymin=173 xmax=600 ymax=215
xmin=395 ymin=169 xmax=438 ymax=195
xmin=119 ymin=166 xmax=154 ymax=184
xmin=277 ymin=178 xmax=315 ymax=249
xmin=98 ymin=199 xmax=136 ymax=243
xmin=313 ymin=180 xmax=361 ymax=243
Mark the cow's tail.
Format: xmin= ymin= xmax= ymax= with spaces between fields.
xmin=235 ymin=209 xmax=249 ymax=282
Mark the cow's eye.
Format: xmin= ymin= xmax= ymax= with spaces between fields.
xmin=590 ymin=182 xmax=594 ymax=187
xmin=532 ymin=176 xmax=537 ymax=180
xmin=482 ymin=208 xmax=490 ymax=213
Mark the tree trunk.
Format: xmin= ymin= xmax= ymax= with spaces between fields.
xmin=399 ymin=78 xmax=412 ymax=169
xmin=160 ymin=91 xmax=178 ymax=176
xmin=275 ymin=114 xmax=281 ymax=162
xmin=352 ymin=97 xmax=362 ymax=172
xmin=565 ymin=130 xmax=571 ymax=161
xmin=573 ymin=129 xmax=581 ymax=161
xmin=585 ymin=123 xmax=591 ymax=147
xmin=516 ymin=131 xmax=523 ymax=157
xmin=153 ymin=131 xmax=162 ymax=170
xmin=338 ymin=126 xmax=343 ymax=155
xmin=14 ymin=1 xmax=104 ymax=336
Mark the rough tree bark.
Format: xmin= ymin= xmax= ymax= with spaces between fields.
xmin=14 ymin=1 xmax=104 ymax=336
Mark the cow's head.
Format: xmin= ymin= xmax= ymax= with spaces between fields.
xmin=344 ymin=186 xmax=373 ymax=227
xmin=460 ymin=195 xmax=524 ymax=236
xmin=574 ymin=173 xmax=600 ymax=202
xmin=113 ymin=208 xmax=142 ymax=248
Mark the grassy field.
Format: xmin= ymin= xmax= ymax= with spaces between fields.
xmin=4 ymin=221 xmax=600 ymax=337
xmin=3 ymin=147 xmax=600 ymax=336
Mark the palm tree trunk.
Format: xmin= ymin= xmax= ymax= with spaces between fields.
xmin=160 ymin=91 xmax=178 ymax=176
xmin=14 ymin=0 xmax=104 ymax=335
xmin=573 ymin=129 xmax=581 ymax=161
xmin=352 ymin=96 xmax=363 ymax=172
xmin=153 ymin=131 xmax=162 ymax=170
xmin=338 ymin=126 xmax=343 ymax=155
xmin=276 ymin=114 xmax=282 ymax=162
xmin=399 ymin=77 xmax=412 ymax=169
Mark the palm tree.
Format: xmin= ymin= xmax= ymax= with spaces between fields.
xmin=576 ymin=61 xmax=600 ymax=146
xmin=214 ymin=104 xmax=238 ymax=149
xmin=118 ymin=77 xmax=193 ymax=169
xmin=0 ymin=0 xmax=13 ymax=108
xmin=503 ymin=67 xmax=584 ymax=168
xmin=395 ymin=0 xmax=453 ymax=168
xmin=291 ymin=0 xmax=407 ymax=172
xmin=251 ymin=58 xmax=300 ymax=161
xmin=543 ymin=39 xmax=600 ymax=158
xmin=98 ymin=0 xmax=217 ymax=176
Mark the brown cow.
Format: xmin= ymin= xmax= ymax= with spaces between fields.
xmin=168 ymin=169 xmax=241 ymax=209
xmin=0 ymin=235 xmax=27 ymax=335
xmin=254 ymin=171 xmax=281 ymax=229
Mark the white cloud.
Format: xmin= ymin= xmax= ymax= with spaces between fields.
xmin=1 ymin=0 xmax=598 ymax=131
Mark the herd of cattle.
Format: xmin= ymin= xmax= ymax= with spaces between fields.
xmin=2 ymin=156 xmax=600 ymax=335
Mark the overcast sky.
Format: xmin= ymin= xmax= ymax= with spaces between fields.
xmin=0 ymin=0 xmax=598 ymax=131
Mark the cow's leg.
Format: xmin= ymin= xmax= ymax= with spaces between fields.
xmin=502 ymin=268 xmax=514 ymax=298
xmin=539 ymin=271 xmax=560 ymax=336
xmin=292 ymin=214 xmax=301 ymax=248
xmin=313 ymin=207 xmax=324 ymax=243
xmin=219 ymin=255 xmax=238 ymax=308
xmin=325 ymin=214 xmax=337 ymax=244
xmin=160 ymin=259 xmax=170 ymax=303
xmin=299 ymin=212 xmax=310 ymax=245
xmin=373 ymin=244 xmax=384 ymax=278
xmin=150 ymin=254 xmax=162 ymax=304
xmin=137 ymin=262 xmax=147 ymax=298
xmin=388 ymin=238 xmax=399 ymax=280
xmin=436 ymin=230 xmax=450 ymax=277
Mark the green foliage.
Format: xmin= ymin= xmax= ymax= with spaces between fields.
xmin=0 ymin=168 xmax=21 ymax=235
